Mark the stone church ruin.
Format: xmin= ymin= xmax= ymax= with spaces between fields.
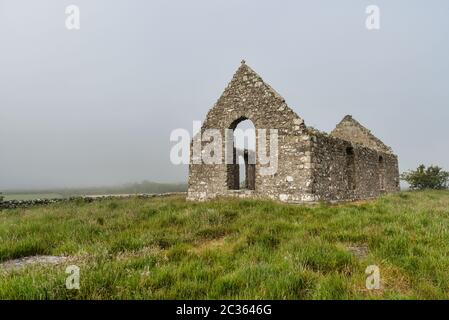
xmin=187 ymin=61 xmax=399 ymax=203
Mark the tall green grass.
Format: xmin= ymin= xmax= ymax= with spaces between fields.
xmin=0 ymin=190 xmax=448 ymax=299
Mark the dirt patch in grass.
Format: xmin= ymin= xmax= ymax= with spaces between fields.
xmin=0 ymin=255 xmax=69 ymax=271
xmin=345 ymin=244 xmax=369 ymax=259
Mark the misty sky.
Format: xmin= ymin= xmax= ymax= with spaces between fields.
xmin=1 ymin=0 xmax=448 ymax=189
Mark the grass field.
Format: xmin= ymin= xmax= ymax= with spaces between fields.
xmin=0 ymin=190 xmax=449 ymax=299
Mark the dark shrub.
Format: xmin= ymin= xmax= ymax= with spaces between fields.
xmin=401 ymin=165 xmax=449 ymax=190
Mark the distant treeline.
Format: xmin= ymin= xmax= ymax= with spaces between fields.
xmin=3 ymin=181 xmax=187 ymax=198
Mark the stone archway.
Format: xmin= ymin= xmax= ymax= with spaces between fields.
xmin=227 ymin=117 xmax=256 ymax=191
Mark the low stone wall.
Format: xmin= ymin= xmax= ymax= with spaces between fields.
xmin=0 ymin=192 xmax=187 ymax=210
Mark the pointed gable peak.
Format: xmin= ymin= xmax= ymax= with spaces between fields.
xmin=230 ymin=60 xmax=286 ymax=102
xmin=204 ymin=61 xmax=304 ymax=128
xmin=341 ymin=114 xmax=354 ymax=122
xmin=233 ymin=60 xmax=263 ymax=80
xmin=336 ymin=115 xmax=370 ymax=132
xmin=332 ymin=115 xmax=393 ymax=154
xmin=337 ymin=115 xmax=368 ymax=131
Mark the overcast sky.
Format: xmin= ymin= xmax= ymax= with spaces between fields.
xmin=1 ymin=0 xmax=448 ymax=189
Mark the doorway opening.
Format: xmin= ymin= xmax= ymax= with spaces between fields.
xmin=227 ymin=118 xmax=256 ymax=190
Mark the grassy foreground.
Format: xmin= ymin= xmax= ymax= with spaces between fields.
xmin=0 ymin=190 xmax=449 ymax=299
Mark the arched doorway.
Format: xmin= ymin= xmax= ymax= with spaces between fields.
xmin=227 ymin=118 xmax=256 ymax=190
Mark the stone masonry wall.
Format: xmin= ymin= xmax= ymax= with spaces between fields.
xmin=187 ymin=62 xmax=400 ymax=203
xmin=187 ymin=62 xmax=315 ymax=202
xmin=0 ymin=193 xmax=186 ymax=210
xmin=309 ymin=130 xmax=399 ymax=202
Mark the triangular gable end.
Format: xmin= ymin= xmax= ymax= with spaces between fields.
xmin=203 ymin=60 xmax=305 ymax=130
xmin=331 ymin=115 xmax=393 ymax=154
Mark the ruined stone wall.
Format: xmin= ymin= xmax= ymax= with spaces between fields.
xmin=257 ymin=131 xmax=315 ymax=203
xmin=187 ymin=62 xmax=399 ymax=203
xmin=309 ymin=131 xmax=399 ymax=202
xmin=188 ymin=130 xmax=315 ymax=202
xmin=0 ymin=193 xmax=186 ymax=210
xmin=381 ymin=153 xmax=400 ymax=193
xmin=308 ymin=132 xmax=353 ymax=201
xmin=187 ymin=62 xmax=314 ymax=202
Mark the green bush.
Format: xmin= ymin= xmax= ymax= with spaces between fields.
xmin=401 ymin=165 xmax=449 ymax=190
xmin=0 ymin=192 xmax=4 ymax=202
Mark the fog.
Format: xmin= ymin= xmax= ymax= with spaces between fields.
xmin=1 ymin=0 xmax=448 ymax=189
